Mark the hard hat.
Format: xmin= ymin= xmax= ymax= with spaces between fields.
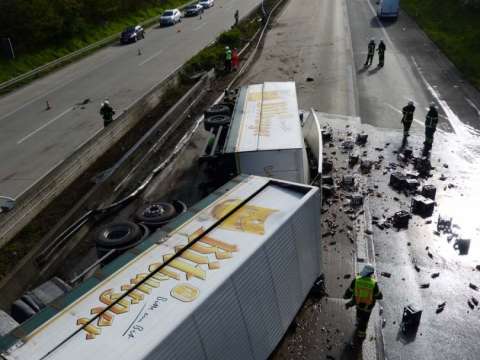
xmin=104 ymin=100 xmax=109 ymax=105
xmin=360 ymin=264 xmax=375 ymax=277
xmin=225 ymin=46 xmax=230 ymax=50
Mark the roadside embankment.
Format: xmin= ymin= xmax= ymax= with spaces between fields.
xmin=401 ymin=0 xmax=480 ymax=88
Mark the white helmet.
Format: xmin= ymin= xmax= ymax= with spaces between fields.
xmin=103 ymin=100 xmax=110 ymax=105
xmin=360 ymin=264 xmax=375 ymax=277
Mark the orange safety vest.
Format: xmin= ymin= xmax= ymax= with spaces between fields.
xmin=354 ymin=276 xmax=376 ymax=306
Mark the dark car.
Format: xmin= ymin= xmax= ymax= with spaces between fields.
xmin=120 ymin=25 xmax=145 ymax=44
xmin=184 ymin=4 xmax=204 ymax=17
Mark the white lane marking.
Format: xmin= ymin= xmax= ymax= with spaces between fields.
xmin=411 ymin=56 xmax=480 ymax=138
xmin=193 ymin=22 xmax=207 ymax=31
xmin=0 ymin=57 xmax=116 ymax=123
xmin=465 ymin=97 xmax=480 ymax=118
xmin=17 ymin=107 xmax=74 ymax=144
xmin=138 ymin=49 xmax=164 ymax=66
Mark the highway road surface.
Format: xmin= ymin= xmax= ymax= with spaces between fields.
xmin=241 ymin=0 xmax=480 ymax=359
xmin=0 ymin=0 xmax=260 ymax=199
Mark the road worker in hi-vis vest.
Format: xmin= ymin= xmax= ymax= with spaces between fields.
xmin=343 ymin=264 xmax=383 ymax=340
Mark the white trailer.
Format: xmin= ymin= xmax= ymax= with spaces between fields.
xmin=224 ymin=82 xmax=310 ymax=184
xmin=377 ymin=0 xmax=400 ymax=18
xmin=0 ymin=175 xmax=321 ymax=360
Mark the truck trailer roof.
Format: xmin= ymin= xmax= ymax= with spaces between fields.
xmin=0 ymin=175 xmax=320 ymax=360
xmin=225 ymin=82 xmax=304 ymax=153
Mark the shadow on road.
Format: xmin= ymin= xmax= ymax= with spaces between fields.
xmin=396 ymin=328 xmax=418 ymax=345
xmin=367 ymin=66 xmax=382 ymax=75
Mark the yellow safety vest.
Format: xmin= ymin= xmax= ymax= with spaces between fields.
xmin=354 ymin=276 xmax=376 ymax=306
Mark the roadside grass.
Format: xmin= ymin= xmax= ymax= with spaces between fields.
xmin=401 ymin=0 xmax=480 ymax=88
xmin=0 ymin=0 xmax=192 ymax=84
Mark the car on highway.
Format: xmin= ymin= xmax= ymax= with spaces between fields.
xmin=199 ymin=0 xmax=214 ymax=9
xmin=159 ymin=9 xmax=182 ymax=26
xmin=184 ymin=4 xmax=204 ymax=17
xmin=120 ymin=25 xmax=145 ymax=44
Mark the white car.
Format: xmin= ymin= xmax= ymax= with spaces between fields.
xmin=160 ymin=9 xmax=182 ymax=26
xmin=199 ymin=0 xmax=214 ymax=9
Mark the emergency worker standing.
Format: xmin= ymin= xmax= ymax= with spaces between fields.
xmin=377 ymin=40 xmax=386 ymax=67
xmin=424 ymin=103 xmax=438 ymax=152
xmin=225 ymin=46 xmax=232 ymax=72
xmin=364 ymin=39 xmax=376 ymax=67
xmin=344 ymin=264 xmax=383 ymax=339
xmin=401 ymin=101 xmax=416 ymax=138
xmin=100 ymin=100 xmax=115 ymax=127
xmin=234 ymin=9 xmax=239 ymax=26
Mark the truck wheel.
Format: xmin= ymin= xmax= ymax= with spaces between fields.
xmin=135 ymin=201 xmax=178 ymax=227
xmin=95 ymin=221 xmax=142 ymax=249
xmin=204 ymin=103 xmax=232 ymax=117
xmin=11 ymin=300 xmax=37 ymax=323
xmin=204 ymin=114 xmax=231 ymax=131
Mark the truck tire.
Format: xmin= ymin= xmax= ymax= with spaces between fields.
xmin=135 ymin=201 xmax=177 ymax=227
xmin=11 ymin=300 xmax=37 ymax=323
xmin=204 ymin=103 xmax=232 ymax=117
xmin=204 ymin=115 xmax=231 ymax=131
xmin=95 ymin=222 xmax=142 ymax=249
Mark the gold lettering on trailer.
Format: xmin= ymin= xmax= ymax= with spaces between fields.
xmin=163 ymin=254 xmax=206 ymax=280
xmin=120 ymin=285 xmax=145 ymax=304
xmin=90 ymin=307 xmax=113 ymax=326
xmin=175 ymin=247 xmax=220 ymax=270
xmin=99 ymin=289 xmax=130 ymax=314
xmin=190 ymin=242 xmax=232 ymax=260
xmin=77 ymin=228 xmax=240 ymax=339
xmin=130 ymin=273 xmax=160 ymax=294
xmin=171 ymin=284 xmax=199 ymax=302
xmin=77 ymin=318 xmax=101 ymax=340
xmin=148 ymin=262 xmax=181 ymax=281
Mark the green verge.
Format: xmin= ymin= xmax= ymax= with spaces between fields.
xmin=182 ymin=19 xmax=259 ymax=77
xmin=0 ymin=0 xmax=191 ymax=84
xmin=401 ymin=0 xmax=480 ymax=88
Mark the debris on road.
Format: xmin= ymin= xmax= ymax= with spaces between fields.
xmin=436 ymin=302 xmax=446 ymax=313
xmin=393 ymin=210 xmax=410 ymax=229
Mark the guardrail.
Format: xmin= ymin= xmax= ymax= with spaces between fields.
xmin=0 ymin=0 xmax=197 ymax=92
xmin=0 ymin=63 xmax=185 ymax=249
xmin=0 ymin=0 xmax=268 ymax=250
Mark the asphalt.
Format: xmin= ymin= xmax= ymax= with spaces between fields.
xmin=0 ymin=0 xmax=261 ymax=199
xmin=6 ymin=0 xmax=480 ymax=357
xmin=242 ymin=0 xmax=480 ymax=358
